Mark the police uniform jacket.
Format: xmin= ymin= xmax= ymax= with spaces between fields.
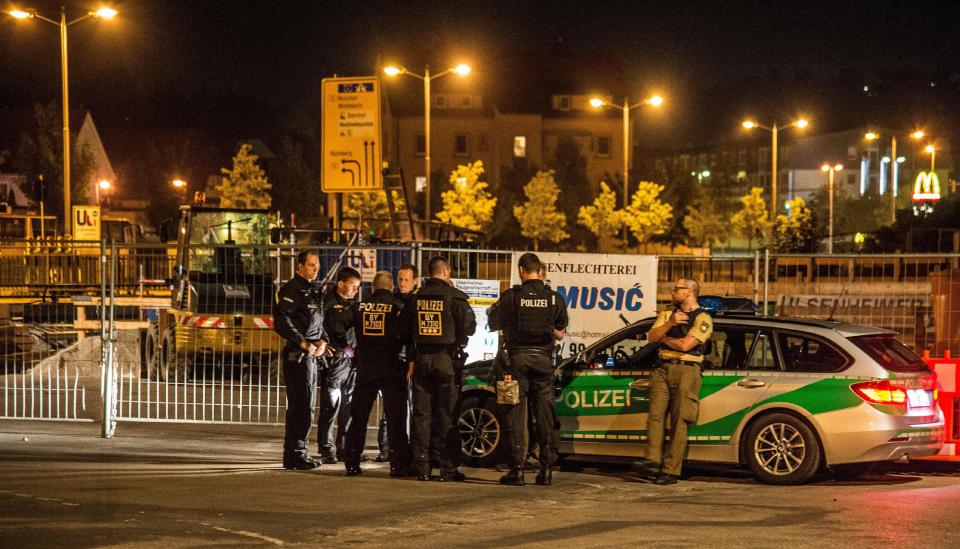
xmin=322 ymin=291 xmax=358 ymax=351
xmin=399 ymin=278 xmax=476 ymax=351
xmin=355 ymin=288 xmax=403 ymax=358
xmin=274 ymin=274 xmax=325 ymax=351
xmin=489 ymin=279 xmax=569 ymax=352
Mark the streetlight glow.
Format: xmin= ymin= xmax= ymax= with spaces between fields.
xmin=172 ymin=179 xmax=187 ymax=189
xmin=911 ymin=130 xmax=925 ymax=140
xmin=794 ymin=118 xmax=809 ymax=129
xmin=9 ymin=9 xmax=32 ymax=19
xmin=589 ymin=97 xmax=605 ymax=108
xmin=647 ymin=95 xmax=664 ymax=107
xmin=742 ymin=120 xmax=757 ymax=129
xmin=452 ymin=64 xmax=471 ymax=76
xmin=383 ymin=66 xmax=403 ymax=76
xmin=94 ymin=7 xmax=117 ymax=19
xmin=821 ymin=164 xmax=830 ymax=172
xmin=98 ymin=179 xmax=111 ymax=190
xmin=924 ymin=144 xmax=935 ymax=154
xmin=865 ymin=131 xmax=878 ymax=140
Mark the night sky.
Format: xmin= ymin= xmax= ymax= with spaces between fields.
xmin=2 ymin=0 xmax=960 ymax=143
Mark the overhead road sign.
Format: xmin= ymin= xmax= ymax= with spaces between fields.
xmin=322 ymin=76 xmax=383 ymax=192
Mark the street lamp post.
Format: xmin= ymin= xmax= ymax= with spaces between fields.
xmin=95 ymin=179 xmax=111 ymax=204
xmin=589 ymin=94 xmax=664 ymax=243
xmin=742 ymin=118 xmax=809 ymax=219
xmin=6 ymin=6 xmax=117 ymax=233
xmin=821 ymin=163 xmax=843 ymax=254
xmin=925 ymin=144 xmax=936 ymax=172
xmin=383 ymin=63 xmax=471 ymax=221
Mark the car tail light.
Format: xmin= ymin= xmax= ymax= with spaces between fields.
xmin=851 ymin=380 xmax=907 ymax=405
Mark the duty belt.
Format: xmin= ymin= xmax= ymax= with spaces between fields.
xmin=659 ymin=358 xmax=702 ymax=366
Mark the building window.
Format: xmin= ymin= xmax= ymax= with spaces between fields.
xmin=847 ymin=146 xmax=858 ymax=161
xmin=596 ymin=136 xmax=611 ymax=157
xmin=553 ymin=95 xmax=572 ymax=111
xmin=847 ymin=174 xmax=856 ymax=187
xmin=513 ymin=136 xmax=527 ymax=158
xmin=415 ymin=135 xmax=426 ymax=156
xmin=434 ymin=95 xmax=447 ymax=109
xmin=455 ymin=134 xmax=468 ymax=156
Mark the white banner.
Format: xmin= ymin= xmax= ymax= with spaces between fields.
xmin=452 ymin=278 xmax=500 ymax=363
xmin=510 ymin=252 xmax=658 ymax=359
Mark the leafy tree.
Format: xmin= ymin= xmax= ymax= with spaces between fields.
xmin=13 ymin=102 xmax=95 ymax=223
xmin=577 ymin=181 xmax=625 ymax=250
xmin=550 ymin=137 xmax=593 ymax=250
xmin=436 ymin=160 xmax=497 ymax=232
xmin=342 ymin=190 xmax=405 ymax=236
xmin=731 ymin=187 xmax=770 ymax=251
xmin=683 ymin=198 xmax=726 ymax=250
xmin=774 ymin=196 xmax=815 ymax=252
xmin=269 ymin=136 xmax=322 ymax=222
xmin=622 ymin=181 xmax=673 ymax=252
xmin=488 ymin=158 xmax=537 ymax=249
xmin=216 ymin=143 xmax=272 ymax=209
xmin=513 ymin=169 xmax=569 ymax=251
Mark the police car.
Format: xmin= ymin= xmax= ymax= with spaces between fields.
xmin=457 ymin=298 xmax=944 ymax=485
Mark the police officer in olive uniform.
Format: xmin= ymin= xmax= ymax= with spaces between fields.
xmin=343 ymin=271 xmax=413 ymax=477
xmin=317 ymin=267 xmax=361 ymax=463
xmin=400 ymin=256 xmax=476 ymax=481
xmin=488 ymin=253 xmax=568 ymax=486
xmin=274 ymin=250 xmax=330 ymax=470
xmin=639 ymin=278 xmax=713 ymax=485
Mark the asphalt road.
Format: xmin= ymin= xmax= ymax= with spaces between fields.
xmin=2 ymin=421 xmax=959 ymax=548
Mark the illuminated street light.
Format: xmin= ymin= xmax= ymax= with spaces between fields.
xmin=591 ymin=93 xmax=666 ymax=244
xmin=741 ymin=117 xmax=810 ymax=219
xmin=383 ymin=62 xmax=472 ymax=220
xmin=171 ymin=179 xmax=187 ymax=189
xmin=95 ymin=179 xmax=111 ymax=204
xmin=865 ymin=129 xmax=930 ymax=223
xmin=911 ymin=130 xmax=925 ymax=140
xmin=821 ymin=163 xmax=843 ymax=254
xmin=4 ymin=5 xmax=118 ymax=234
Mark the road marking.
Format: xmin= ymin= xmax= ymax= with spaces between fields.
xmin=0 ymin=490 xmax=80 ymax=507
xmin=182 ymin=520 xmax=285 ymax=546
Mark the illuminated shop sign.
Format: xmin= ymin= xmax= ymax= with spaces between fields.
xmin=912 ymin=171 xmax=941 ymax=202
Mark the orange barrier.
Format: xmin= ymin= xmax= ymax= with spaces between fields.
xmin=923 ymin=350 xmax=959 ymax=449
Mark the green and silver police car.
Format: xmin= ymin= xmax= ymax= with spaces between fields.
xmin=456 ymin=308 xmax=944 ymax=485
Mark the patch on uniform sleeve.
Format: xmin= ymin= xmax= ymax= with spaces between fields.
xmin=700 ymin=322 xmax=709 ymax=333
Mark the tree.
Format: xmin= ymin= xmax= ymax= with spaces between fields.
xmin=512 ymin=170 xmax=569 ymax=251
xmin=683 ymin=199 xmax=726 ymax=250
xmin=774 ymin=196 xmax=815 ymax=252
xmin=577 ymin=181 xmax=625 ymax=250
xmin=342 ymin=190 xmax=405 ymax=236
xmin=269 ymin=136 xmax=322 ymax=222
xmin=216 ymin=143 xmax=272 ymax=209
xmin=731 ymin=187 xmax=770 ymax=251
xmin=436 ymin=160 xmax=497 ymax=232
xmin=550 ymin=137 xmax=593 ymax=250
xmin=14 ymin=103 xmax=95 ymax=222
xmin=622 ymin=181 xmax=673 ymax=252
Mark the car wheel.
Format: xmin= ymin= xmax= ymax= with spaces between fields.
xmin=744 ymin=413 xmax=821 ymax=485
xmin=458 ymin=395 xmax=508 ymax=467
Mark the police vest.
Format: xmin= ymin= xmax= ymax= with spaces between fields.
xmin=412 ymin=289 xmax=456 ymax=345
xmin=356 ymin=295 xmax=399 ymax=350
xmin=665 ymin=307 xmax=709 ymax=357
xmin=512 ymin=284 xmax=556 ymax=343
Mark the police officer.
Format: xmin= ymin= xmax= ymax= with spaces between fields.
xmin=274 ymin=250 xmax=330 ymax=470
xmin=375 ymin=262 xmax=420 ymax=462
xmin=317 ymin=267 xmax=361 ymax=463
xmin=400 ymin=256 xmax=476 ymax=481
xmin=343 ymin=271 xmax=414 ymax=476
xmin=489 ymin=253 xmax=568 ymax=486
xmin=638 ymin=278 xmax=712 ymax=485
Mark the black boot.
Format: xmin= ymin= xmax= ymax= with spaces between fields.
xmin=535 ymin=466 xmax=552 ymax=486
xmin=499 ymin=467 xmax=525 ymax=486
xmin=345 ymin=463 xmax=362 ymax=476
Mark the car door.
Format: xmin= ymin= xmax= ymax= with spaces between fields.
xmin=687 ymin=321 xmax=781 ymax=463
xmin=556 ymin=321 xmax=654 ymax=458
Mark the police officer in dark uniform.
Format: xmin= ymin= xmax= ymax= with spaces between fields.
xmin=400 ymin=256 xmax=476 ymax=481
xmin=343 ymin=271 xmax=414 ymax=476
xmin=317 ymin=267 xmax=361 ymax=463
xmin=274 ymin=250 xmax=330 ymax=470
xmin=637 ymin=278 xmax=712 ymax=485
xmin=488 ymin=252 xmax=568 ymax=486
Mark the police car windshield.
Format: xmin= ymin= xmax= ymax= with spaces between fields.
xmin=849 ymin=335 xmax=930 ymax=373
